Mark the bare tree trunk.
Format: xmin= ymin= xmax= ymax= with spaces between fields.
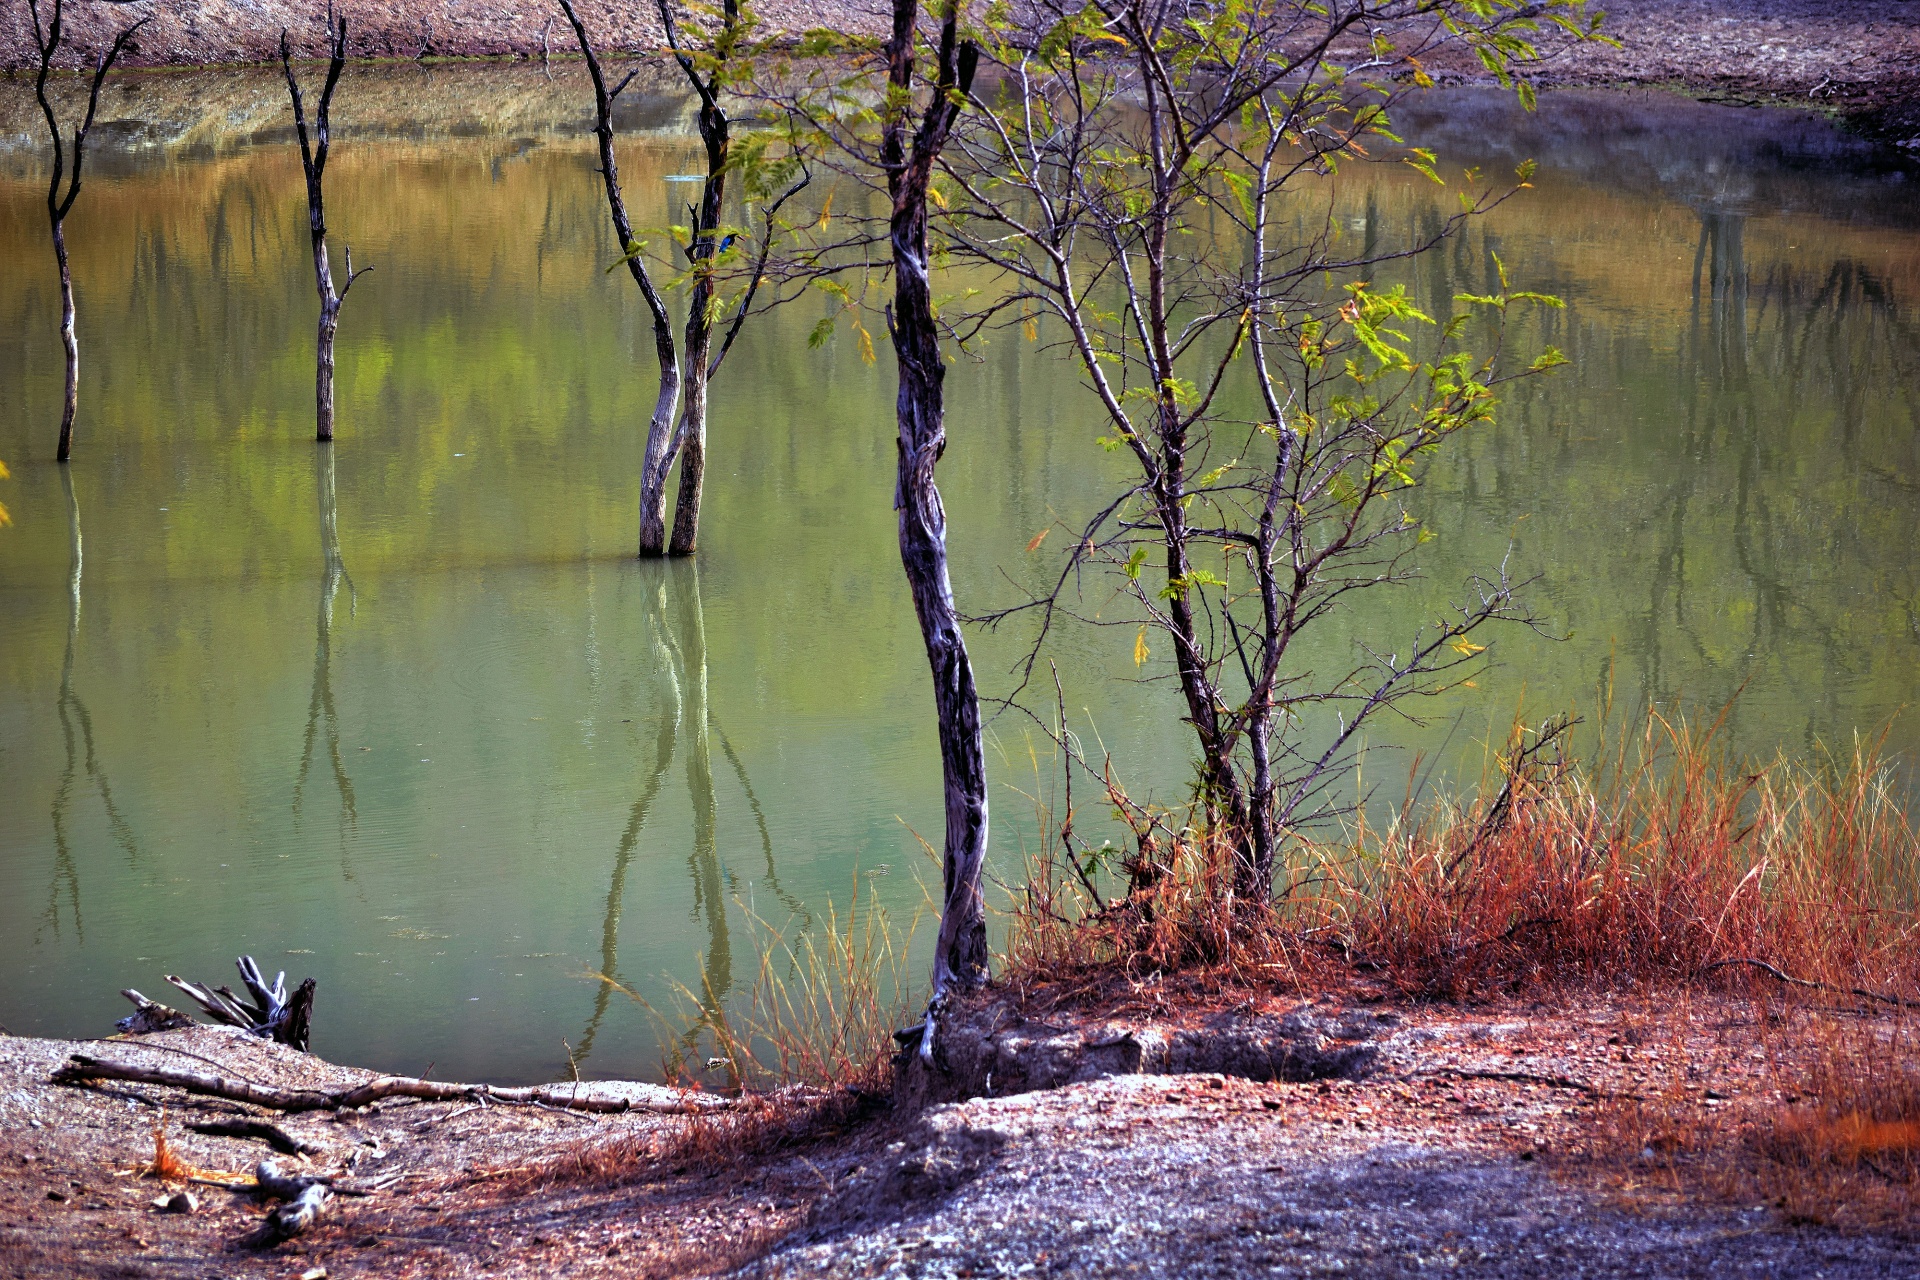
xmin=53 ymin=221 xmax=77 ymax=461
xmin=882 ymin=1 xmax=987 ymax=1008
xmin=559 ymin=0 xmax=683 ymax=558
xmin=667 ymin=366 xmax=708 ymax=553
xmin=636 ymin=350 xmax=683 ymax=556
xmin=659 ymin=0 xmax=735 ymax=557
xmin=313 ymin=248 xmax=340 ymax=442
xmin=31 ymin=0 xmax=147 ymax=463
xmin=282 ymin=21 xmax=367 ymax=445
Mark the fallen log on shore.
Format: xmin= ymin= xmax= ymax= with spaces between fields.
xmin=52 ymin=1053 xmax=731 ymax=1115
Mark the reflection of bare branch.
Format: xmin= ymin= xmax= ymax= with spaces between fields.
xmin=579 ymin=565 xmax=738 ymax=1070
xmin=678 ymin=564 xmax=731 ymax=1024
xmin=293 ymin=445 xmax=357 ymax=870
xmin=577 ymin=665 xmax=677 ymax=1064
xmin=714 ymin=720 xmax=809 ymax=925
xmin=45 ymin=469 xmax=140 ymax=942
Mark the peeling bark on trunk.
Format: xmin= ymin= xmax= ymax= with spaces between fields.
xmin=53 ymin=221 xmax=76 ymax=460
xmin=882 ymin=0 xmax=987 ymax=1001
xmin=559 ymin=0 xmax=683 ymax=559
xmin=660 ymin=0 xmax=736 ymax=557
xmin=313 ymin=248 xmax=341 ymax=442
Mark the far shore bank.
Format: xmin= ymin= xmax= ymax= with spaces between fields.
xmin=3 ymin=0 xmax=1918 ymax=145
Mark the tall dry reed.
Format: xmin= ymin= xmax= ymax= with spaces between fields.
xmin=1005 ymin=708 xmax=1920 ymax=1004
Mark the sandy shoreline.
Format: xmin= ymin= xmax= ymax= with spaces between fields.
xmin=5 ymin=992 xmax=1919 ymax=1277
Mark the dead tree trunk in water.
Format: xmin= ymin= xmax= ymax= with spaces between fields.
xmin=882 ymin=0 xmax=987 ymax=1032
xmin=281 ymin=19 xmax=370 ymax=443
xmin=556 ymin=0 xmax=683 ymax=557
xmin=657 ymin=0 xmax=733 ymax=556
xmin=29 ymin=0 xmax=147 ymax=463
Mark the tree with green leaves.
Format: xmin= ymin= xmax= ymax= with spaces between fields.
xmin=938 ymin=0 xmax=1601 ymax=898
xmin=773 ymin=0 xmax=1603 ymax=937
xmin=29 ymin=0 xmax=148 ymax=462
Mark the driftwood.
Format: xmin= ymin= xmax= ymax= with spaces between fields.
xmin=164 ymin=956 xmax=314 ymax=1050
xmin=187 ymin=1117 xmax=320 ymax=1157
xmin=117 ymin=990 xmax=194 ymax=1035
xmin=253 ymin=1159 xmax=330 ymax=1244
xmin=53 ymin=1054 xmax=730 ymax=1115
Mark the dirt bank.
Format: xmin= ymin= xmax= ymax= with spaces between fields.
xmin=2 ymin=1 xmax=1917 ymax=144
xmin=6 ymin=990 xmax=1919 ymax=1278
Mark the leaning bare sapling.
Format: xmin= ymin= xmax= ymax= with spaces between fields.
xmin=653 ymin=0 xmax=811 ymax=554
xmin=29 ymin=0 xmax=148 ymax=462
xmin=280 ymin=16 xmax=371 ymax=443
xmin=769 ymin=0 xmax=990 ymax=1053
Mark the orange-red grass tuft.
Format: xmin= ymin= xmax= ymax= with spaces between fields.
xmin=1005 ymin=707 xmax=1920 ymax=1008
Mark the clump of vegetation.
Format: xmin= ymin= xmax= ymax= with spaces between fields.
xmin=1006 ymin=707 xmax=1920 ymax=1006
xmin=598 ymin=880 xmax=924 ymax=1094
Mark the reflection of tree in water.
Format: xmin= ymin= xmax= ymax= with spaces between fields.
xmin=45 ymin=469 xmax=139 ymax=943
xmin=576 ymin=563 xmax=805 ymax=1071
xmin=1630 ymin=206 xmax=1920 ymax=739
xmin=293 ymin=444 xmax=358 ymax=875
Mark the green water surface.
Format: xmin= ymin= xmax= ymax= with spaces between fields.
xmin=1 ymin=72 xmax=1916 ymax=1081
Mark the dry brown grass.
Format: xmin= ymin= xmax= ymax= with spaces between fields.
xmin=1578 ymin=1002 xmax=1920 ymax=1231
xmin=492 ymin=1082 xmax=884 ymax=1195
xmin=1006 ymin=707 xmax=1920 ymax=1008
xmin=1003 ymin=706 xmax=1920 ymax=1227
xmin=504 ymin=882 xmax=916 ymax=1193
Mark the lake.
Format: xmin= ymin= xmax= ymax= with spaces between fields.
xmin=1 ymin=68 xmax=1916 ymax=1081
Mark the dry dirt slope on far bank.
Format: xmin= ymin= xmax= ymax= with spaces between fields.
xmin=7 ymin=995 xmax=1920 ymax=1278
xmin=1 ymin=1 xmax=1917 ymax=141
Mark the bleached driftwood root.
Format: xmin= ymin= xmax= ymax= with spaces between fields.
xmin=52 ymin=1054 xmax=731 ymax=1115
xmin=253 ymin=1159 xmax=330 ymax=1244
xmin=117 ymin=990 xmax=195 ymax=1035
xmin=165 ymin=956 xmax=315 ymax=1049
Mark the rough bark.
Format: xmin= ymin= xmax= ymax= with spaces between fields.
xmin=253 ymin=1161 xmax=331 ymax=1243
xmin=557 ymin=0 xmax=684 ymax=558
xmin=53 ymin=221 xmax=76 ymax=458
xmin=162 ymin=956 xmax=316 ymax=1049
xmin=281 ymin=20 xmax=367 ymax=443
xmin=881 ymin=0 xmax=987 ymax=1006
xmin=659 ymin=0 xmax=734 ymax=557
xmin=31 ymin=0 xmax=145 ymax=462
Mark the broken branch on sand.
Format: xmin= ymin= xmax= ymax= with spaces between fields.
xmin=251 ymin=1159 xmax=331 ymax=1243
xmin=51 ymin=1053 xmax=731 ymax=1115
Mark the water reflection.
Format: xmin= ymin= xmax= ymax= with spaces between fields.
xmin=46 ymin=469 xmax=139 ymax=943
xmin=293 ymin=443 xmax=359 ymax=858
xmin=580 ymin=564 xmax=729 ymax=1066
xmin=1 ymin=80 xmax=1915 ymax=1076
